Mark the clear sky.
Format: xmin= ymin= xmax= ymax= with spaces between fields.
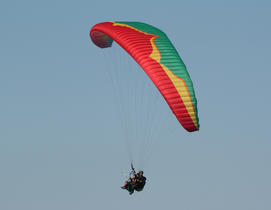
xmin=1 ymin=0 xmax=271 ymax=209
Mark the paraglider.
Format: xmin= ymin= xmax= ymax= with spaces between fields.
xmin=121 ymin=164 xmax=146 ymax=195
xmin=89 ymin=21 xmax=199 ymax=194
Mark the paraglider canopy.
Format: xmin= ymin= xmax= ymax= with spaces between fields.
xmin=90 ymin=22 xmax=199 ymax=132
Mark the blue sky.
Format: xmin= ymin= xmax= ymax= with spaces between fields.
xmin=1 ymin=0 xmax=271 ymax=209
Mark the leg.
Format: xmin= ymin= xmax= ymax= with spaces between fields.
xmin=121 ymin=181 xmax=128 ymax=189
xmin=129 ymin=189 xmax=134 ymax=195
